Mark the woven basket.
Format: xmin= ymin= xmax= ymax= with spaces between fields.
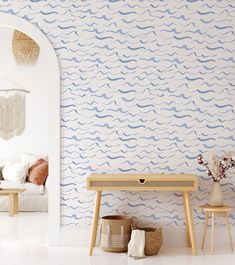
xmin=101 ymin=215 xmax=133 ymax=252
xmin=136 ymin=227 xmax=163 ymax=256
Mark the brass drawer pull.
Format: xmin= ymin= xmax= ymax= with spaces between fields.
xmin=138 ymin=179 xmax=146 ymax=185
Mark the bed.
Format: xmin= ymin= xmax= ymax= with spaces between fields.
xmin=0 ymin=158 xmax=48 ymax=212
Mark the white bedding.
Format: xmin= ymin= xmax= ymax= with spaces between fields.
xmin=0 ymin=192 xmax=48 ymax=212
xmin=0 ymin=157 xmax=48 ymax=212
xmin=0 ymin=180 xmax=45 ymax=195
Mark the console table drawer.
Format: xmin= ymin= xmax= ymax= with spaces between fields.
xmin=87 ymin=174 xmax=197 ymax=191
xmin=89 ymin=180 xmax=194 ymax=189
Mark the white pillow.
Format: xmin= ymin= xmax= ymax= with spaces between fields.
xmin=21 ymin=152 xmax=40 ymax=168
xmin=2 ymin=161 xmax=28 ymax=184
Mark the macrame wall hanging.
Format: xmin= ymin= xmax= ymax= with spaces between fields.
xmin=0 ymin=78 xmax=30 ymax=140
xmin=12 ymin=30 xmax=40 ymax=65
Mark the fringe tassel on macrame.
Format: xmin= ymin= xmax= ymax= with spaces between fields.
xmin=0 ymin=91 xmax=25 ymax=140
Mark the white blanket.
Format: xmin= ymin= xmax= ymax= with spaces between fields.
xmin=0 ymin=192 xmax=48 ymax=212
xmin=0 ymin=180 xmax=45 ymax=195
xmin=128 ymin=230 xmax=145 ymax=259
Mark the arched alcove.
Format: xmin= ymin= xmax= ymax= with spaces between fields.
xmin=0 ymin=13 xmax=60 ymax=245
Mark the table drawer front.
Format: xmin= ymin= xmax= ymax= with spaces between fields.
xmin=89 ymin=180 xmax=195 ymax=189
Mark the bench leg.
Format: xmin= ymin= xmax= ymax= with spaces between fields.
xmin=211 ymin=212 xmax=215 ymax=255
xmin=225 ymin=212 xmax=234 ymax=251
xmin=183 ymin=192 xmax=197 ymax=255
xmin=183 ymin=193 xmax=191 ymax=247
xmin=14 ymin=194 xmax=19 ymax=214
xmin=202 ymin=212 xmax=209 ymax=249
xmin=9 ymin=194 xmax=15 ymax=217
xmin=89 ymin=191 xmax=102 ymax=256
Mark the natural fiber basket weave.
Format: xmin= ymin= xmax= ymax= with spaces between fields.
xmin=134 ymin=227 xmax=163 ymax=256
xmin=101 ymin=215 xmax=133 ymax=252
xmin=12 ymin=30 xmax=40 ymax=65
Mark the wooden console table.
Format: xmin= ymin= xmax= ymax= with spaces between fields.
xmin=87 ymin=174 xmax=198 ymax=256
xmin=0 ymin=188 xmax=26 ymax=216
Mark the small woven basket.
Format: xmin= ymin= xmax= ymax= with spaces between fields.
xmin=101 ymin=215 xmax=133 ymax=252
xmin=135 ymin=227 xmax=163 ymax=256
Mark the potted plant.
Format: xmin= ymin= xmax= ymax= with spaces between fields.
xmin=198 ymin=152 xmax=235 ymax=206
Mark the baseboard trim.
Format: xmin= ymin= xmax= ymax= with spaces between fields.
xmin=59 ymin=227 xmax=235 ymax=247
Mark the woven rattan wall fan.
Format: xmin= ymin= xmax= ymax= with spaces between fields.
xmin=12 ymin=30 xmax=40 ymax=65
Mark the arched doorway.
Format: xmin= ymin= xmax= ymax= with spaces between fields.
xmin=0 ymin=13 xmax=60 ymax=245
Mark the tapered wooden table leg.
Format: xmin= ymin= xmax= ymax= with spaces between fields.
xmin=211 ymin=212 xmax=215 ymax=255
xmin=183 ymin=193 xmax=191 ymax=247
xmin=225 ymin=212 xmax=234 ymax=251
xmin=183 ymin=192 xmax=197 ymax=255
xmin=202 ymin=212 xmax=209 ymax=249
xmin=9 ymin=194 xmax=15 ymax=217
xmin=13 ymin=194 xmax=18 ymax=214
xmin=89 ymin=191 xmax=102 ymax=256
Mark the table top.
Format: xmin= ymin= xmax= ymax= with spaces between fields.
xmin=0 ymin=188 xmax=26 ymax=194
xmin=87 ymin=173 xmax=198 ymax=191
xmin=200 ymin=204 xmax=232 ymax=212
xmin=88 ymin=173 xmax=197 ymax=181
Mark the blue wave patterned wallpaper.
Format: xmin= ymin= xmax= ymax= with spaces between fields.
xmin=1 ymin=0 xmax=235 ymax=229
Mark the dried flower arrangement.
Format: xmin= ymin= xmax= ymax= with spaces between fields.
xmin=198 ymin=152 xmax=235 ymax=182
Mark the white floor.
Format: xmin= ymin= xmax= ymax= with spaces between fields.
xmin=0 ymin=213 xmax=235 ymax=265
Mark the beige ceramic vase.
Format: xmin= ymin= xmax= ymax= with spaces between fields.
xmin=209 ymin=181 xmax=223 ymax=206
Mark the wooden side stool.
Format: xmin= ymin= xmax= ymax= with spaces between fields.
xmin=200 ymin=204 xmax=234 ymax=255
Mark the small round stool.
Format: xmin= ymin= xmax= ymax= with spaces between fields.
xmin=200 ymin=204 xmax=234 ymax=255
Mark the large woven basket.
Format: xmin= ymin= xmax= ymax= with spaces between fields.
xmin=136 ymin=227 xmax=163 ymax=256
xmin=101 ymin=215 xmax=133 ymax=252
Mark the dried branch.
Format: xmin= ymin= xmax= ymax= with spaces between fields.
xmin=198 ymin=152 xmax=235 ymax=182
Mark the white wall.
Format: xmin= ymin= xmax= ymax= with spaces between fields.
xmin=0 ymin=27 xmax=50 ymax=159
